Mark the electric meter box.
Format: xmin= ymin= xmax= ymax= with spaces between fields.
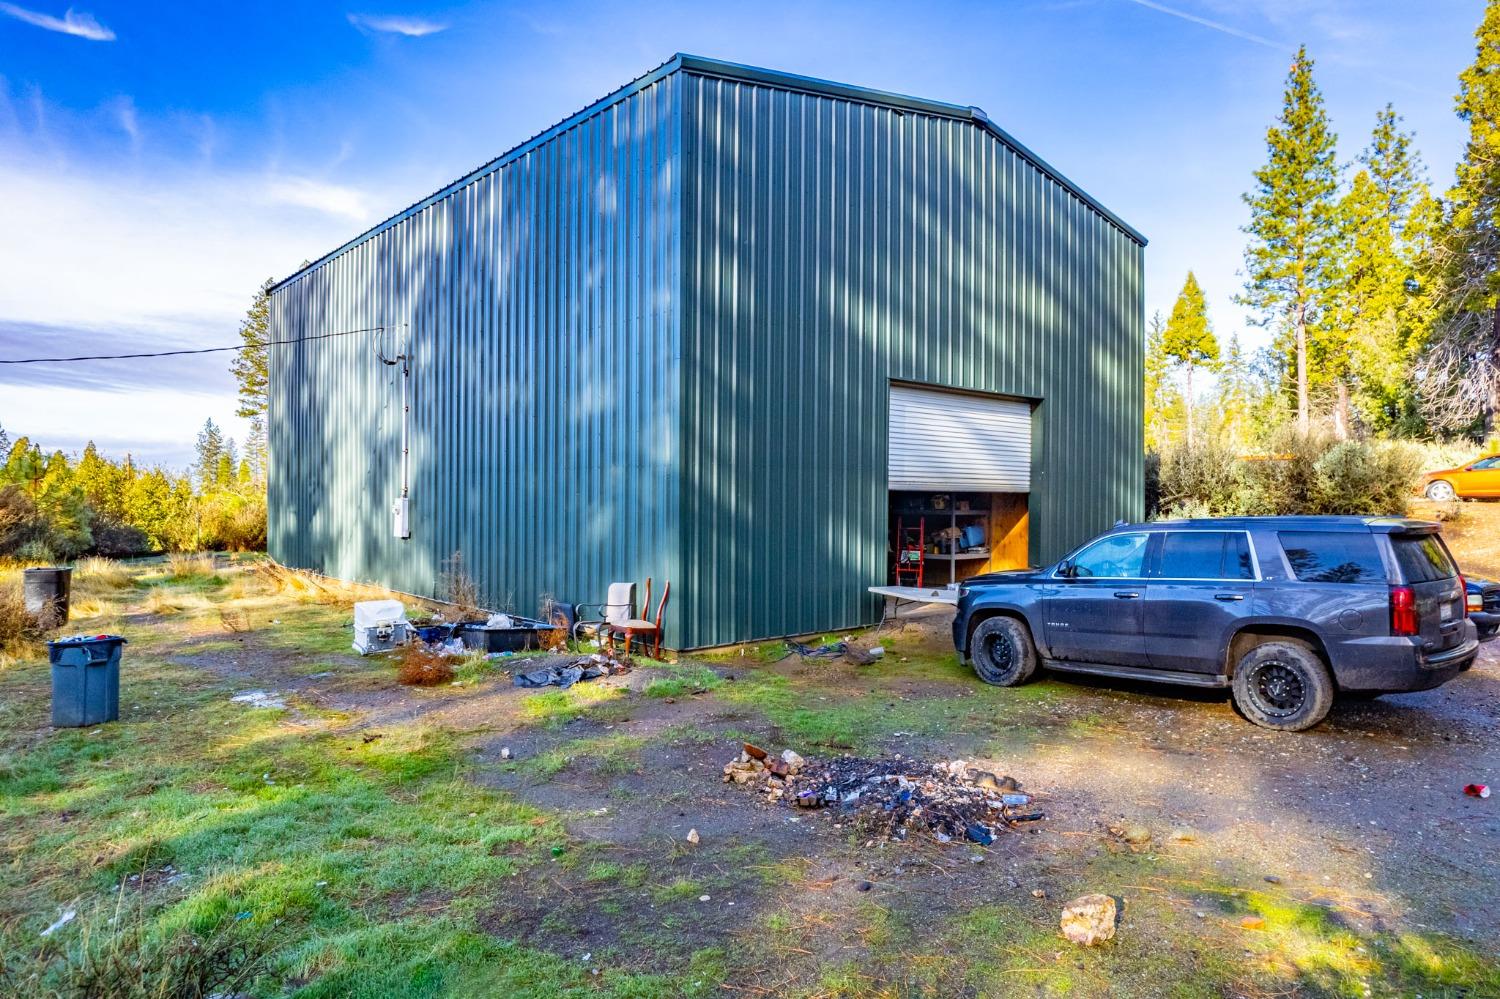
xmin=392 ymin=497 xmax=410 ymax=539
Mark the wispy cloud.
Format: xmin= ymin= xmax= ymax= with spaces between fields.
xmin=1123 ymin=0 xmax=1288 ymax=52
xmin=263 ymin=176 xmax=373 ymax=222
xmin=347 ymin=12 xmax=448 ymax=37
xmin=0 ymin=2 xmax=114 ymax=41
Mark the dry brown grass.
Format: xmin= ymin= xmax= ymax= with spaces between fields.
xmin=219 ymin=608 xmax=250 ymax=633
xmin=74 ymin=556 xmax=133 ymax=595
xmin=166 ymin=553 xmax=217 ymax=580
xmin=439 ymin=551 xmax=483 ymax=619
xmin=1414 ymin=498 xmax=1500 ymax=579
xmin=0 ymin=580 xmax=45 ymax=664
xmin=142 ymin=588 xmax=187 ymax=616
xmin=396 ymin=644 xmax=455 ymax=686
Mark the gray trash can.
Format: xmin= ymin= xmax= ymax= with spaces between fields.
xmin=24 ymin=566 xmax=72 ymax=627
xmin=48 ymin=635 xmax=125 ymax=727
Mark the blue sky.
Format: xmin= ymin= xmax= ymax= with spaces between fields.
xmin=0 ymin=0 xmax=1482 ymax=467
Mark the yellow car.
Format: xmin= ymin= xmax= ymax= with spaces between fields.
xmin=1422 ymin=455 xmax=1500 ymax=501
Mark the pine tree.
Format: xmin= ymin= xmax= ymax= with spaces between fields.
xmin=245 ymin=416 xmax=268 ymax=486
xmin=1332 ymin=106 xmax=1430 ymax=433
xmin=0 ymin=424 xmax=9 ymax=457
xmin=1162 ymin=272 xmax=1220 ymax=448
xmin=1238 ymin=45 xmax=1341 ymax=434
xmin=1423 ymin=1 xmax=1500 ymax=440
xmin=216 ymin=439 xmax=239 ymax=489
xmin=194 ymin=419 xmax=224 ymax=490
xmin=231 ymin=279 xmax=274 ymax=420
xmin=1144 ymin=311 xmax=1183 ymax=451
xmin=1215 ymin=335 xmax=1255 ymax=449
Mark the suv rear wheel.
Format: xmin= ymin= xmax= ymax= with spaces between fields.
xmin=970 ymin=616 xmax=1037 ymax=687
xmin=1231 ymin=640 xmax=1335 ymax=731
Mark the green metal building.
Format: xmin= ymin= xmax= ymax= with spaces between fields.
xmin=267 ymin=54 xmax=1145 ymax=649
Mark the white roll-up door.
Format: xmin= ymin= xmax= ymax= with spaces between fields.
xmin=888 ymin=384 xmax=1032 ymax=492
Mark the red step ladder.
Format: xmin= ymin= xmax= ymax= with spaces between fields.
xmin=894 ymin=516 xmax=926 ymax=587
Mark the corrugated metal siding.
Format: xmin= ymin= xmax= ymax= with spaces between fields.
xmin=268 ymin=73 xmax=684 ymax=633
xmin=888 ymin=384 xmax=1031 ymax=492
xmin=678 ymin=72 xmax=1143 ymax=648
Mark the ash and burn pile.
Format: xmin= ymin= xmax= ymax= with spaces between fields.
xmin=723 ymin=744 xmax=1044 ymax=846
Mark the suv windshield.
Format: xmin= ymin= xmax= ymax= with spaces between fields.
xmin=1390 ymin=533 xmax=1458 ymax=583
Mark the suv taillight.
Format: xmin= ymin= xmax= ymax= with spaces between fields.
xmin=1459 ymin=573 xmax=1470 ymax=617
xmin=1390 ymin=584 xmax=1418 ymax=636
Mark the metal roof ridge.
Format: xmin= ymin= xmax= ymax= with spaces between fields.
xmin=674 ymin=54 xmax=1145 ymax=246
xmin=271 ymin=51 xmax=1145 ymax=292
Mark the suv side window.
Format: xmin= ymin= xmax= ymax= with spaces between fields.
xmin=1278 ymin=531 xmax=1386 ymax=583
xmin=1157 ymin=531 xmax=1254 ymax=580
xmin=1067 ymin=532 xmax=1150 ymax=578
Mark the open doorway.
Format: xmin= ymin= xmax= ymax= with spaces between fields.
xmin=888 ymin=490 xmax=1028 ymax=589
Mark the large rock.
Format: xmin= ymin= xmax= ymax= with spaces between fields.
xmin=1060 ymin=894 xmax=1118 ymax=946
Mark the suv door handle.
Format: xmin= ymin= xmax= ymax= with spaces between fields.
xmin=1214 ymin=593 xmax=1245 ymax=601
xmin=1113 ymin=591 xmax=1140 ymax=599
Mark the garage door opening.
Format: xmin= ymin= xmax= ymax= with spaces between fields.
xmin=887 ymin=385 xmax=1032 ymax=589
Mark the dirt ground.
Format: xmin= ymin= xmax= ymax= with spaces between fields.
xmin=4 ymin=553 xmax=1499 ymax=997
xmin=188 ymin=604 xmax=1500 ymax=994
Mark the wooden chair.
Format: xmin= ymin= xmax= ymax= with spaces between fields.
xmin=572 ymin=582 xmax=635 ymax=645
xmin=606 ymin=577 xmax=670 ymax=659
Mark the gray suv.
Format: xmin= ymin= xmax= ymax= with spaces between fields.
xmin=953 ymin=516 xmax=1479 ymax=731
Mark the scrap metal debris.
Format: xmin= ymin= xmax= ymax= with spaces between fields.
xmin=777 ymin=639 xmax=886 ymax=666
xmin=722 ymin=745 xmax=1043 ymax=844
xmin=513 ymin=651 xmax=631 ymax=689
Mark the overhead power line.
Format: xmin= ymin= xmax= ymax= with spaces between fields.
xmin=0 ymin=326 xmax=387 ymax=365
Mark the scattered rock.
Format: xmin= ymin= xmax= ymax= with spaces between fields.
xmin=1109 ymin=823 xmax=1152 ymax=850
xmin=686 ymin=828 xmax=700 ymax=845
xmin=1060 ymin=894 xmax=1117 ymax=946
xmin=1263 ymin=875 xmax=1282 ymax=885
xmin=1240 ymin=915 xmax=1266 ymax=930
xmin=781 ymin=749 xmax=805 ymax=771
xmin=1032 ymin=889 xmax=1047 ymax=899
xmin=743 ymin=743 xmax=769 ymax=761
xmin=698 ymin=894 xmax=711 ymax=902
xmin=857 ymin=880 xmax=873 ymax=892
xmin=500 ymin=747 xmax=511 ymax=760
xmin=1168 ymin=826 xmax=1197 ymax=843
xmin=230 ymin=690 xmax=285 ymax=710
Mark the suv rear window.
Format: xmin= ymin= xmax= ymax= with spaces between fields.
xmin=1278 ymin=531 xmax=1386 ymax=584
xmin=1390 ymin=533 xmax=1458 ymax=583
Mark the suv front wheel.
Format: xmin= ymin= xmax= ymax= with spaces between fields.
xmin=970 ymin=616 xmax=1038 ymax=687
xmin=1231 ymin=640 xmax=1335 ymax=731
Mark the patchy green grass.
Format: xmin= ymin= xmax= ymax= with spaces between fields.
xmin=0 ymin=561 xmax=720 ymax=997
xmin=3 ymin=560 xmax=1498 ymax=998
xmin=641 ymin=662 xmax=724 ymax=699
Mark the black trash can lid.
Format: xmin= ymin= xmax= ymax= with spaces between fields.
xmin=24 ymin=566 xmax=73 ymax=575
xmin=47 ymin=634 xmax=127 ymax=647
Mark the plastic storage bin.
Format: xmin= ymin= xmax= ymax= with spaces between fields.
xmin=353 ymin=599 xmax=409 ymax=655
xmin=48 ymin=635 xmax=125 ymax=727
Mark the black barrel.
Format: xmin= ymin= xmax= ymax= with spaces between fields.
xmin=23 ymin=567 xmax=72 ymax=627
